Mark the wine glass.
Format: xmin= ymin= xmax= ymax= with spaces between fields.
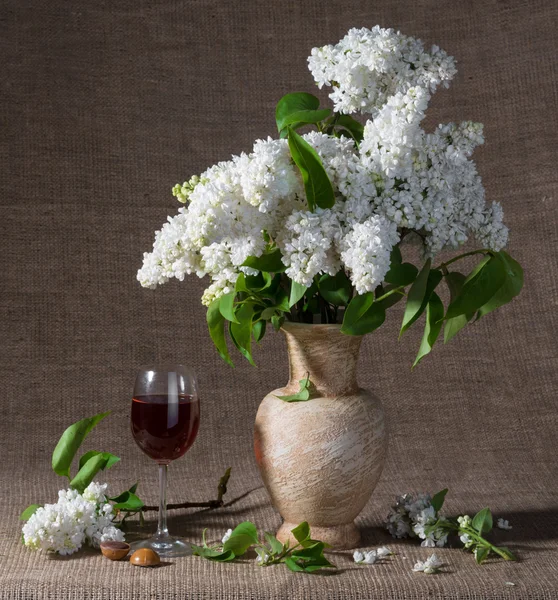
xmin=130 ymin=365 xmax=200 ymax=557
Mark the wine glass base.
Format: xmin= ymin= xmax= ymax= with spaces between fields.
xmin=131 ymin=536 xmax=192 ymax=558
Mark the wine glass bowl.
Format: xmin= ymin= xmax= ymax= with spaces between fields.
xmin=130 ymin=365 xmax=200 ymax=557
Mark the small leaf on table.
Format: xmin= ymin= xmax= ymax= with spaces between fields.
xmin=472 ymin=508 xmax=493 ymax=534
xmin=291 ymin=521 xmax=310 ymax=544
xmin=191 ymin=545 xmax=236 ymax=562
xmin=475 ymin=546 xmax=490 ymax=564
xmin=264 ymin=532 xmax=284 ymax=555
xmin=431 ymin=488 xmax=448 ymax=513
xmin=222 ymin=521 xmax=259 ymax=556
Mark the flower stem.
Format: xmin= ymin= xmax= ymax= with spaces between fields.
xmin=375 ymin=287 xmax=406 ymax=302
xmin=435 ymin=249 xmax=490 ymax=271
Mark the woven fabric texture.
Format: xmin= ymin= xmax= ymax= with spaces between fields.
xmin=1 ymin=0 xmax=557 ymax=598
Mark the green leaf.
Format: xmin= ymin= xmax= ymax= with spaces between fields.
xmin=280 ymin=109 xmax=332 ymax=132
xmin=475 ymin=546 xmax=490 ymax=564
xmin=431 ymin=488 xmax=448 ymax=513
xmin=252 ymin=319 xmax=266 ymax=343
xmin=219 ymin=292 xmax=239 ymax=323
xmin=287 ymin=126 xmax=335 ymax=211
xmin=291 ymin=521 xmax=310 ymax=544
xmin=207 ymin=299 xmax=234 ymax=367
xmin=318 ymin=271 xmax=352 ymax=306
xmin=261 ymin=307 xmax=277 ymax=320
xmin=284 ymin=556 xmax=305 ymax=572
xmin=70 ymin=453 xmax=113 ymax=493
xmin=341 ymin=292 xmax=373 ymax=331
xmin=242 ymin=249 xmax=286 ymax=273
xmin=236 ymin=272 xmax=273 ymax=294
xmin=401 ymin=265 xmax=443 ymax=336
xmin=477 ymin=251 xmax=523 ymax=318
xmin=472 ymin=508 xmax=493 ymax=534
xmin=128 ymin=482 xmax=138 ymax=494
xmin=334 ymin=114 xmax=364 ymax=143
xmin=20 ymin=504 xmax=41 ymax=521
xmin=390 ymin=245 xmax=402 ymax=266
xmin=289 ymin=541 xmax=336 ymax=572
xmin=445 ymin=255 xmax=506 ymax=320
xmin=341 ymin=292 xmax=385 ymax=336
xmin=289 ymin=280 xmax=307 ymax=308
xmin=271 ymin=314 xmax=284 ymax=331
xmin=276 ymin=92 xmax=327 ymax=132
xmin=264 ymin=532 xmax=284 ymax=555
xmin=229 ymin=303 xmax=256 ymax=366
xmin=413 ymin=292 xmax=444 ymax=367
xmin=111 ymin=491 xmax=144 ymax=512
xmin=443 ymin=272 xmax=472 ymax=343
xmin=291 ymin=542 xmax=326 ymax=560
xmin=298 ymin=561 xmax=336 ymax=573
xmin=276 ymin=375 xmax=311 ymax=402
xmin=493 ymin=546 xmax=516 ymax=561
xmin=400 ymin=259 xmax=431 ymax=337
xmin=222 ymin=521 xmax=259 ymax=556
xmin=385 ymin=262 xmax=418 ymax=287
xmin=273 ymin=288 xmax=290 ymax=313
xmin=52 ymin=412 xmax=110 ymax=479
xmin=78 ymin=450 xmax=120 ymax=472
xmin=191 ymin=545 xmax=236 ymax=562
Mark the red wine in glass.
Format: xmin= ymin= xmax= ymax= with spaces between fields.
xmin=131 ymin=394 xmax=200 ymax=464
xmin=130 ymin=366 xmax=199 ymax=558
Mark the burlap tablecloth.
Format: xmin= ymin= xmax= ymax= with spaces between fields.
xmin=2 ymin=0 xmax=557 ymax=598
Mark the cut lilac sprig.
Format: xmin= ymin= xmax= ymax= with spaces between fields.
xmin=386 ymin=489 xmax=516 ymax=564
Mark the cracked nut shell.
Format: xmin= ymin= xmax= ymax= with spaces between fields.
xmin=100 ymin=541 xmax=130 ymax=561
xmin=130 ymin=548 xmax=161 ymax=567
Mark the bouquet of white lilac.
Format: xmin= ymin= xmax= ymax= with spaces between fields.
xmin=138 ymin=25 xmax=523 ymax=366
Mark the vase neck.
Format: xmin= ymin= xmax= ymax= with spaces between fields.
xmin=281 ymin=323 xmax=363 ymax=397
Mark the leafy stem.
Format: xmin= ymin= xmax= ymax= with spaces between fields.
xmin=435 ymin=249 xmax=491 ymax=271
xmin=375 ymin=286 xmax=406 ymax=303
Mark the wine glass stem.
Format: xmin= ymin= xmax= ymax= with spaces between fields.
xmin=156 ymin=464 xmax=169 ymax=539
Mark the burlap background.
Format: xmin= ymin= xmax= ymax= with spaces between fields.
xmin=1 ymin=0 xmax=557 ymax=598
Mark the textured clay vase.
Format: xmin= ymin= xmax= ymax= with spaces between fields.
xmin=254 ymin=322 xmax=386 ymax=549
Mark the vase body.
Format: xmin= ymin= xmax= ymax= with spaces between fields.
xmin=254 ymin=322 xmax=386 ymax=549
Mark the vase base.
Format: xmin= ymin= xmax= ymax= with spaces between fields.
xmin=276 ymin=521 xmax=361 ymax=550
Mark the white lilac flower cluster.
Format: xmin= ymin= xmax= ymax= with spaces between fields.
xmin=308 ymin=26 xmax=457 ymax=116
xmin=22 ymin=482 xmax=124 ymax=556
xmin=353 ymin=545 xmax=393 ymax=565
xmin=413 ymin=553 xmax=443 ymax=574
xmin=138 ymin=26 xmax=508 ymax=305
xmin=386 ymin=493 xmax=449 ymax=548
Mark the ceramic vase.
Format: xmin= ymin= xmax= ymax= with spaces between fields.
xmin=254 ymin=322 xmax=386 ymax=549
